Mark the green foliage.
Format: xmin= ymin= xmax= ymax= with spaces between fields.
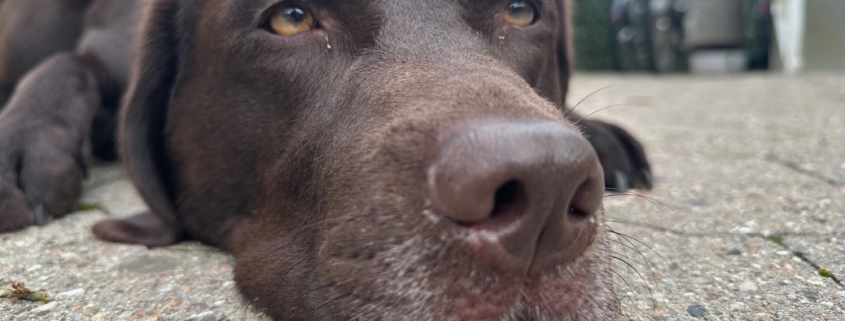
xmin=573 ymin=0 xmax=615 ymax=70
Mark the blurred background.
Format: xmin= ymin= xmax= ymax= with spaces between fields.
xmin=574 ymin=0 xmax=843 ymax=74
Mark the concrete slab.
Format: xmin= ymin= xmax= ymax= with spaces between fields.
xmin=571 ymin=73 xmax=845 ymax=318
xmin=0 ymin=166 xmax=268 ymax=321
xmin=568 ymin=74 xmax=845 ymax=236
xmin=608 ymin=225 xmax=845 ymax=320
xmin=782 ymin=235 xmax=845 ymax=285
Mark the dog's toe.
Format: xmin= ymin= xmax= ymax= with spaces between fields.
xmin=579 ymin=119 xmax=652 ymax=191
xmin=92 ymin=211 xmax=181 ymax=248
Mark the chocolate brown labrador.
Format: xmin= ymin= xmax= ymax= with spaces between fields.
xmin=0 ymin=0 xmax=652 ymax=320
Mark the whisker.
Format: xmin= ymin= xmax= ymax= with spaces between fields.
xmin=611 ymin=225 xmax=634 ymax=278
xmin=297 ymin=282 xmax=337 ymax=302
xmin=601 ymin=247 xmax=656 ymax=273
xmin=612 ymin=255 xmax=656 ymax=315
xmin=604 ymin=189 xmax=678 ymax=216
xmin=608 ymin=228 xmax=660 ymax=298
xmin=602 ymin=189 xmax=677 ymax=316
xmin=606 ymin=238 xmax=659 ymax=276
xmin=608 ymin=230 xmax=669 ymax=267
xmin=313 ymin=293 xmax=351 ymax=314
xmin=565 ymin=84 xmax=617 ymax=117
xmin=603 ymin=190 xmax=672 ymax=266
xmin=276 ymin=258 xmax=308 ymax=293
xmin=609 ymin=269 xmax=636 ymax=319
xmin=573 ymin=104 xmax=631 ymax=125
xmin=604 ymin=239 xmax=654 ymax=264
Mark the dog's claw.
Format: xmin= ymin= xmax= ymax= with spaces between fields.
xmin=613 ymin=171 xmax=630 ymax=192
xmin=641 ymin=169 xmax=653 ymax=190
xmin=32 ymin=205 xmax=51 ymax=226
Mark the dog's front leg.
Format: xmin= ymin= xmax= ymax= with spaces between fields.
xmin=0 ymin=53 xmax=104 ymax=232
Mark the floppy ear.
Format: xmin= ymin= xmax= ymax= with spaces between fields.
xmin=556 ymin=0 xmax=574 ymax=105
xmin=92 ymin=0 xmax=183 ymax=247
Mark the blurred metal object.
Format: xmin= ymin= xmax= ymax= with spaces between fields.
xmin=683 ymin=0 xmax=746 ymax=49
xmin=651 ymin=0 xmax=688 ymax=72
xmin=610 ymin=0 xmax=688 ymax=73
xmin=611 ymin=0 xmax=774 ymax=73
xmin=684 ymin=0 xmax=774 ymax=73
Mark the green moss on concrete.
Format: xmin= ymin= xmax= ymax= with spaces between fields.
xmin=818 ymin=269 xmax=833 ymax=279
xmin=75 ymin=202 xmax=111 ymax=215
xmin=764 ymin=235 xmax=784 ymax=246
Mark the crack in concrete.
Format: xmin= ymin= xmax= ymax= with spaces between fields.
xmin=762 ymin=234 xmax=843 ymax=287
xmin=607 ymin=219 xmax=845 ymax=288
xmin=606 ymin=218 xmax=845 ymax=238
xmin=764 ymin=152 xmax=844 ymax=187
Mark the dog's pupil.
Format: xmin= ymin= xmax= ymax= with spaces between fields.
xmin=284 ymin=7 xmax=306 ymax=23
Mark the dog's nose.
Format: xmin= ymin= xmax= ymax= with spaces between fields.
xmin=426 ymin=120 xmax=604 ymax=275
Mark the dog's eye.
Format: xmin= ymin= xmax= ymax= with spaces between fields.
xmin=267 ymin=6 xmax=316 ymax=36
xmin=503 ymin=1 xmax=537 ymax=27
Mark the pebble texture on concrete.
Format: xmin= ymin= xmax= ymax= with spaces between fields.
xmin=1 ymin=164 xmax=268 ymax=321
xmin=1 ymin=74 xmax=844 ymax=320
xmin=574 ymin=74 xmax=845 ymax=320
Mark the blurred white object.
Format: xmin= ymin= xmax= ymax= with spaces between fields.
xmin=771 ymin=0 xmax=845 ymax=73
xmin=688 ymin=49 xmax=748 ymax=73
xmin=771 ymin=0 xmax=805 ymax=73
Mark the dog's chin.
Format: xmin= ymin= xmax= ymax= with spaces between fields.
xmin=318 ymin=234 xmax=617 ymax=321
xmin=319 ymin=265 xmax=618 ymax=321
xmin=519 ymin=260 xmax=621 ymax=321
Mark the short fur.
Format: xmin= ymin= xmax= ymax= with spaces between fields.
xmin=0 ymin=0 xmax=652 ymax=320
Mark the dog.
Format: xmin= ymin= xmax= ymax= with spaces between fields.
xmin=0 ymin=0 xmax=652 ymax=320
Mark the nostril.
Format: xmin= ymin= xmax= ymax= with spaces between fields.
xmin=567 ymin=206 xmax=588 ymax=217
xmin=567 ymin=178 xmax=602 ymax=220
xmin=491 ymin=180 xmax=527 ymax=219
xmin=455 ymin=180 xmax=527 ymax=228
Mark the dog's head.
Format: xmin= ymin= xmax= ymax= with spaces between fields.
xmin=121 ymin=0 xmax=617 ymax=320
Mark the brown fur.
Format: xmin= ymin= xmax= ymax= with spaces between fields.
xmin=0 ymin=0 xmax=652 ymax=320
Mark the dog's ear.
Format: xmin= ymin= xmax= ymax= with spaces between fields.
xmin=98 ymin=0 xmax=183 ymax=245
xmin=556 ymin=0 xmax=574 ymax=105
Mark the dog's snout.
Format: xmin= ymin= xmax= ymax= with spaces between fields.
xmin=426 ymin=120 xmax=604 ymax=275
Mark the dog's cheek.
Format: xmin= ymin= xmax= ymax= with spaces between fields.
xmin=233 ymin=230 xmax=325 ymax=320
xmin=315 ymin=136 xmax=433 ymax=316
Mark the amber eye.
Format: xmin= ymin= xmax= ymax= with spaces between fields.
xmin=503 ymin=1 xmax=537 ymax=27
xmin=268 ymin=6 xmax=316 ymax=36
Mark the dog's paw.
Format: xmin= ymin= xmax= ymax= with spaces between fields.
xmin=93 ymin=211 xmax=181 ymax=248
xmin=579 ymin=119 xmax=652 ymax=191
xmin=0 ymin=113 xmax=90 ymax=232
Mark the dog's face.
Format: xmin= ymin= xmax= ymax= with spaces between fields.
xmin=122 ymin=0 xmax=617 ymax=320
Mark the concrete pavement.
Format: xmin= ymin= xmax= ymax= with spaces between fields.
xmin=574 ymin=73 xmax=845 ymax=320
xmin=1 ymin=73 xmax=844 ymax=320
